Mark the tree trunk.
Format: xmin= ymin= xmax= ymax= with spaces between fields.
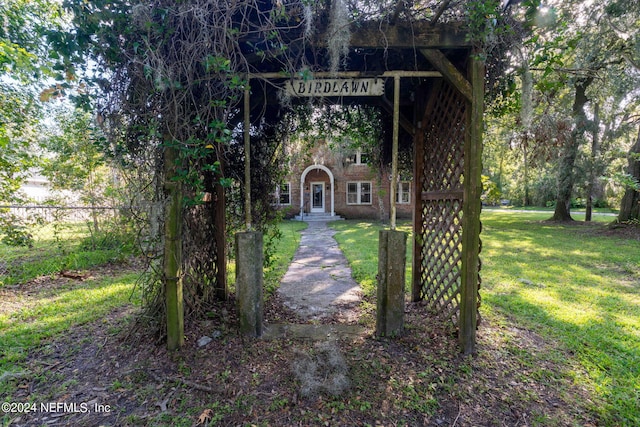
xmin=521 ymin=62 xmax=533 ymax=207
xmin=618 ymin=128 xmax=640 ymax=222
xmin=585 ymin=103 xmax=600 ymax=222
xmin=523 ymin=143 xmax=531 ymax=206
xmin=551 ymin=77 xmax=593 ymax=221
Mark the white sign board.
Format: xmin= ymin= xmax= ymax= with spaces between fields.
xmin=285 ymin=78 xmax=384 ymax=97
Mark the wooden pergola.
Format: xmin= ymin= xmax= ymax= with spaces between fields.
xmin=239 ymin=20 xmax=484 ymax=353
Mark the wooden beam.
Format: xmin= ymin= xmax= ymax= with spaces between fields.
xmin=420 ymin=49 xmax=472 ymax=102
xmin=459 ymin=51 xmax=484 ymax=355
xmin=390 ymin=75 xmax=400 ymax=230
xmin=249 ymin=71 xmax=442 ymax=80
xmin=163 ymin=145 xmax=184 ymax=351
xmin=214 ymin=161 xmax=227 ymax=301
xmin=244 ymin=83 xmax=252 ymax=230
xmin=346 ymin=22 xmax=471 ymax=49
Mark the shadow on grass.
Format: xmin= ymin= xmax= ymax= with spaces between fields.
xmin=485 ymin=291 xmax=639 ymax=427
xmin=0 ymin=272 xmax=140 ymax=369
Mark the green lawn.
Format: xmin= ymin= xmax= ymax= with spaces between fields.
xmin=330 ymin=220 xmax=413 ymax=295
xmin=226 ymin=220 xmax=308 ymax=296
xmin=0 ymin=270 xmax=141 ymax=397
xmin=0 ymin=222 xmax=134 ymax=287
xmin=331 ymin=212 xmax=640 ymax=427
xmin=1 ymin=215 xmax=637 ymax=425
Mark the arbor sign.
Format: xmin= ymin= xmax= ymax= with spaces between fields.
xmin=285 ymin=78 xmax=384 ymax=97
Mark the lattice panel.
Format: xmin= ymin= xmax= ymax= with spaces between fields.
xmin=183 ymin=202 xmax=222 ymax=313
xmin=416 ymin=81 xmax=467 ymax=322
xmin=419 ymin=200 xmax=463 ymax=319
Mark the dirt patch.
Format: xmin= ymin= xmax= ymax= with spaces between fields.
xmin=2 ymin=284 xmax=601 ymax=427
xmin=596 ymin=222 xmax=640 ymax=240
xmin=541 ymin=218 xmax=640 ymax=240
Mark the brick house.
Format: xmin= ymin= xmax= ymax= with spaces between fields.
xmin=275 ymin=141 xmax=413 ymax=220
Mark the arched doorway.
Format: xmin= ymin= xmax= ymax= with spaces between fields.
xmin=299 ymin=164 xmax=335 ymax=217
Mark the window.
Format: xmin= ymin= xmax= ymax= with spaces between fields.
xmin=346 ymin=150 xmax=368 ymax=165
xmin=347 ymin=181 xmax=372 ymax=205
xmin=358 ymin=151 xmax=369 ymax=165
xmin=276 ymin=183 xmax=291 ymax=205
xmin=395 ymin=181 xmax=411 ymax=204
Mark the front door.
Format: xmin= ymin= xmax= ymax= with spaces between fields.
xmin=311 ymin=182 xmax=325 ymax=213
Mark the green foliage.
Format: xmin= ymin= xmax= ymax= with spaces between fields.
xmin=39 ymin=107 xmax=105 ymax=193
xmin=0 ymin=0 xmax=63 ymax=81
xmin=481 ymin=175 xmax=502 ymax=205
xmin=611 ymin=172 xmax=640 ymax=191
xmin=0 ymin=83 xmax=39 ymax=203
xmin=465 ymin=0 xmax=503 ymax=46
xmin=0 ymin=222 xmax=33 ymax=248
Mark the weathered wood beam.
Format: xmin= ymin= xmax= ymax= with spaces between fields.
xmin=390 ymin=75 xmax=400 ymax=230
xmin=214 ymin=162 xmax=227 ymax=301
xmin=244 ymin=84 xmax=252 ymax=230
xmin=249 ymin=71 xmax=442 ymax=80
xmin=163 ymin=145 xmax=184 ymax=351
xmin=346 ymin=22 xmax=471 ymax=49
xmin=430 ymin=0 xmax=453 ymax=25
xmin=459 ymin=51 xmax=484 ymax=355
xmin=420 ymin=49 xmax=472 ymax=102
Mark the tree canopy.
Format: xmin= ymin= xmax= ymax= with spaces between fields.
xmin=483 ymin=0 xmax=640 ymax=220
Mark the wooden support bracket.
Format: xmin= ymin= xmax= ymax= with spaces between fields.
xmin=420 ymin=49 xmax=472 ymax=102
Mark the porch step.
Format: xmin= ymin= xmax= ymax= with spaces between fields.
xmin=294 ymin=213 xmax=344 ymax=222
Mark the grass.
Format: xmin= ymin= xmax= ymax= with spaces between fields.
xmin=0 ymin=219 xmax=305 ymax=379
xmin=1 ymin=214 xmax=637 ymax=425
xmin=330 ymin=212 xmax=640 ymax=427
xmin=264 ymin=221 xmax=308 ymax=295
xmin=329 ymin=220 xmax=413 ymax=295
xmin=0 ymin=221 xmax=135 ymax=287
xmin=0 ymin=270 xmax=141 ymax=396
xmin=227 ymin=220 xmax=308 ymax=296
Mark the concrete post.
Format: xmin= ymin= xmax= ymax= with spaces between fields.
xmin=235 ymin=231 xmax=263 ymax=337
xmin=376 ymin=229 xmax=407 ymax=337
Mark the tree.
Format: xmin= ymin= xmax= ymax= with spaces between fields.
xmin=605 ymin=0 xmax=640 ymax=222
xmin=551 ymin=74 xmax=593 ymax=221
xmin=39 ymin=107 xmax=110 ymax=232
xmin=484 ymin=0 xmax=639 ymax=218
xmin=0 ymin=0 xmax=64 ymax=243
xmin=618 ymin=129 xmax=640 ymax=222
xmin=1 ymin=0 xmax=56 ymax=199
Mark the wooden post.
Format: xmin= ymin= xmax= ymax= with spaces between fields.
xmin=459 ymin=52 xmax=484 ymax=355
xmin=236 ymin=231 xmax=263 ymax=337
xmin=244 ymin=82 xmax=252 ymax=230
xmin=411 ymin=123 xmax=424 ymax=303
xmin=214 ymin=162 xmax=227 ymax=300
xmin=376 ymin=229 xmax=407 ymax=337
xmin=163 ymin=145 xmax=184 ymax=350
xmin=390 ymin=75 xmax=400 ymax=230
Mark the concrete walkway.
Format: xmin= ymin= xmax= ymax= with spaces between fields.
xmin=276 ymin=220 xmax=362 ymax=321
